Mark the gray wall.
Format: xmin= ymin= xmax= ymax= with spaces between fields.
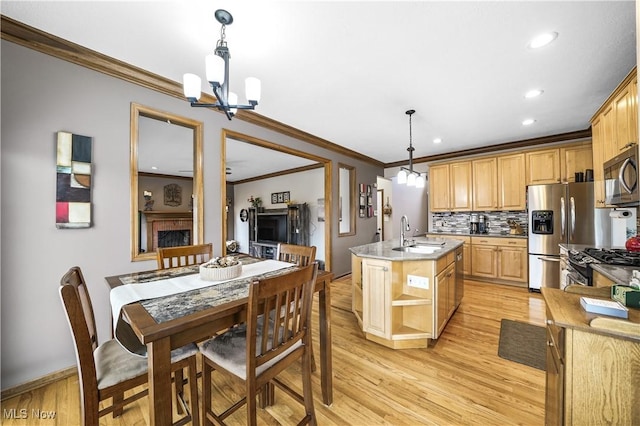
xmin=0 ymin=40 xmax=381 ymax=389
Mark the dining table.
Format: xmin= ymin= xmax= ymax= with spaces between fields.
xmin=105 ymin=254 xmax=334 ymax=426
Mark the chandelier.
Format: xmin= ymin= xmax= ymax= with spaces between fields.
xmin=182 ymin=9 xmax=261 ymax=120
xmin=397 ymin=110 xmax=425 ymax=188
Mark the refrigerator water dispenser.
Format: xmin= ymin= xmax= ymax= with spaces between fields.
xmin=532 ymin=210 xmax=553 ymax=234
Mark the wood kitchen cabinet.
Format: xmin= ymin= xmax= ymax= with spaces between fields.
xmin=591 ymin=116 xmax=607 ymax=207
xmin=526 ymin=144 xmax=592 ymax=186
xmin=435 ymin=262 xmax=455 ymax=337
xmin=450 ymin=161 xmax=473 ymax=211
xmin=351 ymin=244 xmax=462 ymax=349
xmin=543 ymin=288 xmax=640 ymax=426
xmin=361 ymin=257 xmax=391 ymax=339
xmin=526 ymin=148 xmax=561 ymax=185
xmin=497 ymin=153 xmax=526 ymax=210
xmin=560 ymin=142 xmax=593 ymax=183
xmin=472 ymin=154 xmax=525 ymax=211
xmin=470 ymin=236 xmax=528 ymax=285
xmin=591 ymin=67 xmax=637 ymax=175
xmin=472 ymin=157 xmax=497 ymax=211
xmin=429 ymin=163 xmax=451 ymax=212
xmin=429 ymin=161 xmax=472 ymax=212
xmin=613 ymin=74 xmax=638 ymax=154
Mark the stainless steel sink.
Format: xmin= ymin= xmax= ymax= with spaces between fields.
xmin=392 ymin=245 xmax=442 ymax=254
xmin=413 ymin=240 xmax=446 ymax=246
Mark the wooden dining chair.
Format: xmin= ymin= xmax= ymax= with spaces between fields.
xmin=276 ymin=243 xmax=318 ymax=370
xmin=157 ymin=243 xmax=213 ymax=269
xmin=199 ymin=263 xmax=319 ymax=426
xmin=276 ymin=243 xmax=316 ymax=266
xmin=59 ymin=266 xmax=200 ymax=426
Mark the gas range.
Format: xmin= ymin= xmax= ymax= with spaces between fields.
xmin=566 ymin=247 xmax=640 ymax=287
xmin=582 ymin=248 xmax=640 ymax=267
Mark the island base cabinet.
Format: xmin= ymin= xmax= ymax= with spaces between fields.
xmin=352 ymin=250 xmax=461 ymax=349
xmin=361 ymin=258 xmax=392 ymax=339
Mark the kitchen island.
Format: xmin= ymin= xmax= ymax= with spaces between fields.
xmin=350 ymin=237 xmax=463 ymax=349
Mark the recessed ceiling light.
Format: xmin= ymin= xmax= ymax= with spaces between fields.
xmin=151 ymin=166 xmax=158 ymax=170
xmin=525 ymin=89 xmax=544 ymax=98
xmin=522 ymin=119 xmax=536 ymax=126
xmin=529 ymin=32 xmax=558 ymax=49
xmin=433 ymin=138 xmax=442 ymax=144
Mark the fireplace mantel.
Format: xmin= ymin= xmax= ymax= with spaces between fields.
xmin=142 ymin=211 xmax=193 ymax=252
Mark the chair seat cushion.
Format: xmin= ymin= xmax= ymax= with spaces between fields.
xmin=199 ymin=322 xmax=301 ymax=380
xmin=95 ymin=339 xmax=197 ymax=390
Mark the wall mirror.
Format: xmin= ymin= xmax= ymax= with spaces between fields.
xmin=221 ymin=130 xmax=332 ymax=270
xmin=130 ymin=103 xmax=203 ymax=261
xmin=338 ymin=163 xmax=356 ymax=236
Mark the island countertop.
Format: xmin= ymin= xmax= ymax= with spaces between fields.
xmin=349 ymin=237 xmax=463 ymax=261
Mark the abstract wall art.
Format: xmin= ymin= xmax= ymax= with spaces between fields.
xmin=56 ymin=131 xmax=92 ymax=228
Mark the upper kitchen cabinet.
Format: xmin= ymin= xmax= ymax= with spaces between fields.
xmin=561 ymin=142 xmax=593 ymax=183
xmin=429 ymin=161 xmax=472 ymax=212
xmin=591 ymin=67 xmax=638 ymax=164
xmin=450 ymin=161 xmax=473 ymax=211
xmin=591 ymin=117 xmax=607 ymax=207
xmin=497 ymin=153 xmax=526 ymax=210
xmin=525 ymin=148 xmax=561 ymax=185
xmin=472 ymin=157 xmax=498 ymax=210
xmin=590 ymin=67 xmax=637 ymax=207
xmin=613 ymin=74 xmax=638 ymax=154
xmin=525 ymin=144 xmax=592 ymax=186
xmin=429 ymin=163 xmax=450 ymax=211
xmin=473 ymin=154 xmax=525 ymax=211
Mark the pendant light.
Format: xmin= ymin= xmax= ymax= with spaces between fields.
xmin=396 ymin=110 xmax=424 ymax=188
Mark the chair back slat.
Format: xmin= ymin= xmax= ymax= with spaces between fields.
xmin=59 ymin=267 xmax=100 ymax=411
xmin=156 ymin=243 xmax=213 ymax=270
xmin=276 ymin=244 xmax=316 ymax=267
xmin=248 ymin=264 xmax=317 ymax=370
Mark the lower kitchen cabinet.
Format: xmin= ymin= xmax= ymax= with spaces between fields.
xmin=470 ymin=236 xmax=528 ymax=285
xmin=543 ymin=288 xmax=640 ymax=425
xmin=435 ymin=262 xmax=455 ymax=337
xmin=351 ymin=248 xmax=461 ymax=349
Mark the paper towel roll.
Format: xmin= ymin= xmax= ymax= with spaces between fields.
xmin=610 ymin=210 xmax=632 ymax=218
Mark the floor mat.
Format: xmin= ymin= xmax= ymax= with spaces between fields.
xmin=498 ymin=319 xmax=546 ymax=371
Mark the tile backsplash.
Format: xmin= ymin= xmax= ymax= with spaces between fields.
xmin=431 ymin=211 xmax=528 ymax=235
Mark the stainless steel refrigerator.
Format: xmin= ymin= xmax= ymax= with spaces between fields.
xmin=527 ymin=182 xmax=611 ymax=291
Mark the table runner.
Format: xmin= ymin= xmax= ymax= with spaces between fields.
xmin=110 ymin=258 xmax=295 ymax=329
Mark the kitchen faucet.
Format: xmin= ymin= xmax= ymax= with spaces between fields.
xmin=400 ymin=215 xmax=411 ymax=246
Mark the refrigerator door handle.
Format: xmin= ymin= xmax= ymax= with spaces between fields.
xmin=538 ymin=256 xmax=561 ymax=262
xmin=570 ymin=197 xmax=576 ymax=240
xmin=560 ymin=196 xmax=566 ymax=237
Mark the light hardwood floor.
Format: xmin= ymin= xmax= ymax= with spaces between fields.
xmin=1 ymin=277 xmax=546 ymax=425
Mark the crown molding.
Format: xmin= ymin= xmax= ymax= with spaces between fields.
xmin=0 ymin=15 xmax=384 ymax=169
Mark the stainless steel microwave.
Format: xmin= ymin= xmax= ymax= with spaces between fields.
xmin=604 ymin=145 xmax=639 ymax=206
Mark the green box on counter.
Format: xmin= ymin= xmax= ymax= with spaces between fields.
xmin=611 ymin=285 xmax=640 ymax=308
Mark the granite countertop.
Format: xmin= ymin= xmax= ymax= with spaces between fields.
xmin=427 ymin=231 xmax=528 ymax=239
xmin=350 ymin=237 xmax=463 ymax=261
xmin=590 ymin=263 xmax=636 ymax=286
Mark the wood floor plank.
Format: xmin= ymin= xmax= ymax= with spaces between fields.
xmin=2 ymin=278 xmax=545 ymax=425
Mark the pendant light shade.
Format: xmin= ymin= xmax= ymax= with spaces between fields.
xmin=397 ymin=169 xmax=408 ymax=184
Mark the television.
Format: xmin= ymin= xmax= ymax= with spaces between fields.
xmin=256 ymin=213 xmax=288 ymax=243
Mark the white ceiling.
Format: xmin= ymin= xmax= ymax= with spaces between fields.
xmin=2 ymin=1 xmax=637 ymax=172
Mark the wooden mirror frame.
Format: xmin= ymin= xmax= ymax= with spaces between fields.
xmin=338 ymin=163 xmax=356 ymax=237
xmin=130 ymin=103 xmax=204 ymax=261
xmin=221 ymin=129 xmax=333 ymax=271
